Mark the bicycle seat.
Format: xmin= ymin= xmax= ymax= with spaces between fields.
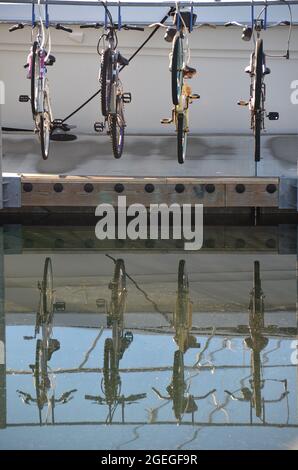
xmin=117 ymin=53 xmax=129 ymax=66
xmin=263 ymin=66 xmax=271 ymax=75
xmin=45 ymin=54 xmax=56 ymax=66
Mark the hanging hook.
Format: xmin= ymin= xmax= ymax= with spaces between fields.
xmin=31 ymin=0 xmax=35 ymax=27
xmin=104 ymin=1 xmax=108 ymax=29
xmin=190 ymin=1 xmax=194 ymax=32
xmin=251 ymin=0 xmax=254 ymax=30
xmin=176 ymin=2 xmax=180 ymax=31
xmin=264 ymin=0 xmax=268 ymax=30
xmin=118 ymin=1 xmax=122 ymax=31
xmin=45 ymin=0 xmax=49 ymax=29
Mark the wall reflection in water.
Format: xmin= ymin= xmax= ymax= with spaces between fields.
xmin=0 ymin=224 xmax=297 ymax=449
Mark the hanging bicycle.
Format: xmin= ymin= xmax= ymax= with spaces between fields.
xmin=9 ymin=0 xmax=72 ymax=159
xmin=225 ymin=2 xmax=292 ymax=162
xmin=80 ymin=2 xmax=144 ymax=159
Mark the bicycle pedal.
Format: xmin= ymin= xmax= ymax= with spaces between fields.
xmin=94 ymin=121 xmax=105 ymax=133
xmin=19 ymin=94 xmax=30 ymax=103
xmin=190 ymin=94 xmax=200 ymax=100
xmin=267 ymin=111 xmax=279 ymax=121
xmin=160 ymin=118 xmax=172 ymax=124
xmin=122 ymin=92 xmax=132 ymax=104
xmin=237 ymin=100 xmax=249 ymax=106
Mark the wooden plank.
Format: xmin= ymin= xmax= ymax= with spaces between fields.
xmin=20 ymin=175 xmax=280 ymax=208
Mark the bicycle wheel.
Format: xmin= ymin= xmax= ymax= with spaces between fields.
xmin=252 ymin=39 xmax=263 ymax=162
xmin=101 ymin=48 xmax=113 ymax=117
xmin=108 ymin=96 xmax=125 ymax=159
xmin=171 ymin=34 xmax=184 ymax=106
xmin=38 ymin=89 xmax=51 ymax=160
xmin=111 ymin=259 xmax=126 ymax=317
xmin=42 ymin=257 xmax=53 ymax=322
xmin=177 ymin=113 xmax=187 ymax=164
xmin=172 ymin=350 xmax=185 ymax=422
xmin=103 ymin=338 xmax=116 ymax=403
xmin=31 ymin=41 xmax=39 ymax=116
xmin=178 ymin=260 xmax=189 ymax=294
xmin=34 ymin=339 xmax=43 ymax=411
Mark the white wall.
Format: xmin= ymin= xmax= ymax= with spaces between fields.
xmin=0 ymin=22 xmax=298 ymax=134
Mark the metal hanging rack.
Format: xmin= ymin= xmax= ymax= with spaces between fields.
xmin=1 ymin=1 xmax=298 ymax=7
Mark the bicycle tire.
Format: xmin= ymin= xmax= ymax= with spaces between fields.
xmin=42 ymin=257 xmax=53 ymax=322
xmin=111 ymin=259 xmax=126 ymax=316
xmin=171 ymin=34 xmax=184 ymax=106
xmin=101 ymin=48 xmax=113 ymax=117
xmin=253 ymin=39 xmax=263 ymax=162
xmin=172 ymin=350 xmax=185 ymax=421
xmin=108 ymin=106 xmax=125 ymax=159
xmin=178 ymin=260 xmax=188 ymax=293
xmin=39 ymin=96 xmax=51 ymax=160
xmin=177 ymin=113 xmax=187 ymax=164
xmin=34 ymin=339 xmax=43 ymax=410
xmin=103 ymin=338 xmax=116 ymax=403
xmin=31 ymin=41 xmax=39 ymax=116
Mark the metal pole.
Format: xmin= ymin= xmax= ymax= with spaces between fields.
xmin=0 ymin=226 xmax=6 ymax=429
xmin=0 ymin=1 xmax=298 ymax=7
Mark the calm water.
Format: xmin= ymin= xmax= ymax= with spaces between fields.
xmin=0 ymin=224 xmax=297 ymax=450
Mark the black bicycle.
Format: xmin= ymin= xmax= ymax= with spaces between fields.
xmin=80 ymin=3 xmax=143 ymax=159
xmin=225 ymin=3 xmax=292 ymax=162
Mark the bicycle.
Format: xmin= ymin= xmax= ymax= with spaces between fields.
xmin=80 ymin=2 xmax=144 ymax=159
xmin=225 ymin=3 xmax=292 ymax=162
xmin=225 ymin=261 xmax=289 ymax=423
xmin=9 ymin=0 xmax=72 ymax=160
xmin=17 ymin=258 xmax=75 ymax=424
xmin=174 ymin=260 xmax=200 ymax=353
xmin=152 ymin=260 xmax=212 ymax=423
xmin=89 ymin=259 xmax=146 ymax=423
xmin=151 ymin=5 xmax=201 ymax=164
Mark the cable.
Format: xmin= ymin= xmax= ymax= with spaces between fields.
xmin=61 ymin=7 xmax=174 ymax=124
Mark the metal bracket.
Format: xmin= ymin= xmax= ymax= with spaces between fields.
xmin=279 ymin=177 xmax=298 ymax=211
xmin=2 ymin=175 xmax=21 ymax=208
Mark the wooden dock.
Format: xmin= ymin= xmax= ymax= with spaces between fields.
xmin=11 ymin=174 xmax=282 ymax=208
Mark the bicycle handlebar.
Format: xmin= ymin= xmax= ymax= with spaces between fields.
xmin=56 ymin=23 xmax=73 ymax=33
xmin=225 ymin=20 xmax=290 ymax=28
xmin=9 ymin=23 xmax=25 ymax=32
xmin=9 ymin=22 xmax=72 ymax=33
xmin=80 ymin=23 xmax=144 ymax=32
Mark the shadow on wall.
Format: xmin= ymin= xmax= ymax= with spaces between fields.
xmin=267 ymin=135 xmax=298 ymax=165
xmin=3 ymin=134 xmax=236 ymax=173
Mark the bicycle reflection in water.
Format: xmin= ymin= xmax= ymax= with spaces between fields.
xmin=85 ymin=259 xmax=146 ymax=423
xmin=17 ymin=257 xmax=77 ymax=424
xmin=152 ymin=260 xmax=216 ymax=424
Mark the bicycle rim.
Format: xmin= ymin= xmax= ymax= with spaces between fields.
xmin=111 ymin=259 xmax=126 ymax=316
xmin=173 ymin=350 xmax=185 ymax=421
xmin=39 ymin=92 xmax=51 ymax=160
xmin=252 ymin=40 xmax=263 ymax=161
xmin=31 ymin=41 xmax=39 ymax=116
xmin=172 ymin=35 xmax=184 ymax=106
xmin=42 ymin=257 xmax=53 ymax=321
xmin=101 ymin=48 xmax=113 ymax=117
xmin=108 ymin=96 xmax=125 ymax=159
xmin=177 ymin=113 xmax=187 ymax=164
